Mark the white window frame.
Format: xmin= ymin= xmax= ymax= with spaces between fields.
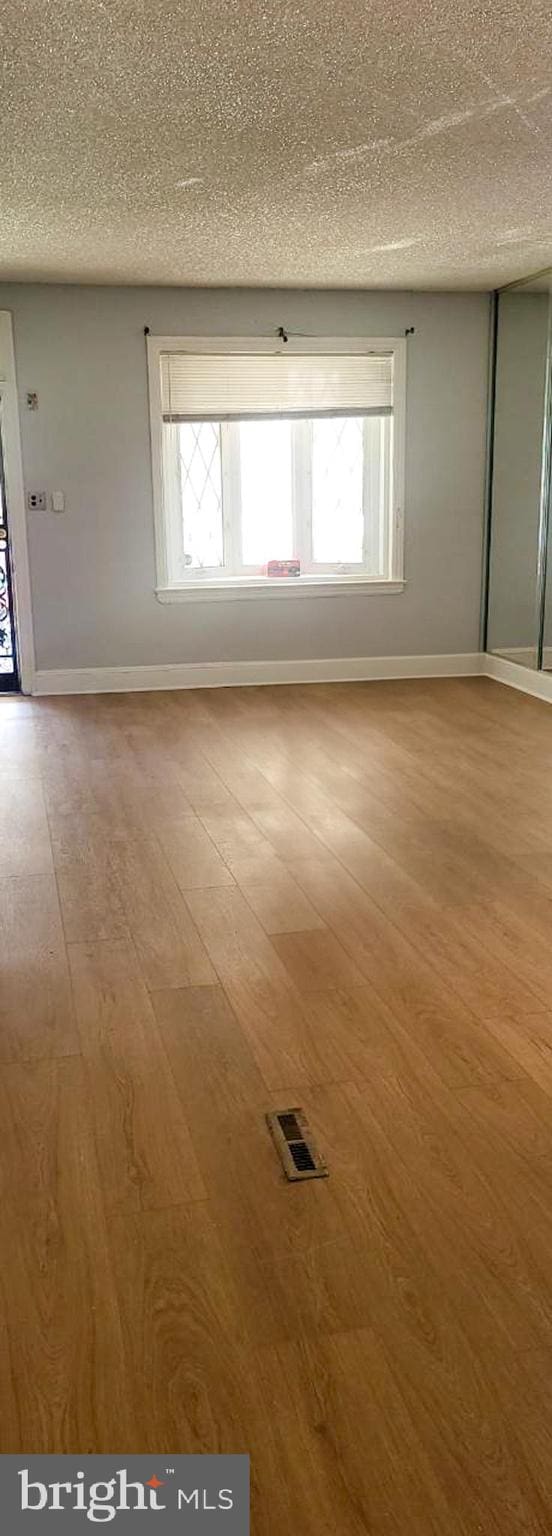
xmin=147 ymin=334 xmax=406 ymax=602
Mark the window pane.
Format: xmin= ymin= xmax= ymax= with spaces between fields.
xmin=312 ymin=417 xmax=364 ymax=563
xmin=239 ymin=420 xmax=293 ymax=565
xmin=179 ymin=422 xmax=223 ymax=569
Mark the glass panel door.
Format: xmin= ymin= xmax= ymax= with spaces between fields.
xmin=0 ymin=425 xmax=19 ymax=690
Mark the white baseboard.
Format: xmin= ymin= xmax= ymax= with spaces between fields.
xmin=484 ymin=652 xmax=552 ymax=702
xmin=491 ymin=646 xmax=537 ymax=666
xmin=28 ymin=649 xmax=552 ymax=707
xmin=31 ymin=652 xmax=484 ymax=696
xmin=490 ymin=645 xmax=552 ymax=669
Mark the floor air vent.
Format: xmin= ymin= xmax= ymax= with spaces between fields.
xmin=266 ymin=1108 xmax=328 ymax=1182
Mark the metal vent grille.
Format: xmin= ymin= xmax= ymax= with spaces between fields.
xmin=266 ymin=1108 xmax=328 ymax=1182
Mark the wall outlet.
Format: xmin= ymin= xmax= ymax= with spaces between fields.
xmin=26 ymin=491 xmax=47 ymax=511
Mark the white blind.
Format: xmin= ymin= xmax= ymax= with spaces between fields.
xmin=160 ymin=351 xmax=393 ymax=421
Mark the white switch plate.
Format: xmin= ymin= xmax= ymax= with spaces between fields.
xmin=51 ymin=491 xmax=65 ymax=512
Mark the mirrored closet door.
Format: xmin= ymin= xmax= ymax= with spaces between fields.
xmin=486 ymin=274 xmax=552 ymax=671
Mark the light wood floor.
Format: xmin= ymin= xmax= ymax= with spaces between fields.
xmin=3 ymin=676 xmax=552 ymax=1530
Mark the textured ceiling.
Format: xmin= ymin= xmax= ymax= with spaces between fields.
xmin=1 ymin=0 xmax=552 ymax=289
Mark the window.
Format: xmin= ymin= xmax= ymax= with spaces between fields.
xmin=147 ymin=336 xmax=405 ymax=600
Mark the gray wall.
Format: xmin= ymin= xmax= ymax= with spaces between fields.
xmin=0 ymin=284 xmax=489 ymax=671
xmin=487 ymin=291 xmax=549 ymax=660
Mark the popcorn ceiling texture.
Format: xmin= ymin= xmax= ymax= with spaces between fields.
xmin=1 ymin=0 xmax=551 ymax=289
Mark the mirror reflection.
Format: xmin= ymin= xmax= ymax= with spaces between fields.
xmin=487 ymin=281 xmax=550 ymax=670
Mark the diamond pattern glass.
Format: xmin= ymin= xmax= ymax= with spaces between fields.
xmin=179 ymin=421 xmax=223 ymax=569
xmin=312 ymin=416 xmax=364 ymax=563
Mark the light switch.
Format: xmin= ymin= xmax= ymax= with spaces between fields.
xmin=51 ymin=491 xmax=65 ymax=513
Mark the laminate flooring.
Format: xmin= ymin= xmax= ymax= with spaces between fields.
xmin=2 ymin=678 xmax=552 ymax=1532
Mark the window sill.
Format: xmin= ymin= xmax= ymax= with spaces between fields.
xmin=156 ymin=576 xmax=405 ymax=604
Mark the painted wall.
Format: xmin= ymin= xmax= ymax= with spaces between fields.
xmin=0 ymin=284 xmax=489 ymax=672
xmin=487 ymin=291 xmax=549 ymax=660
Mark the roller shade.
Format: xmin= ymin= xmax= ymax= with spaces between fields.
xmin=160 ymin=351 xmax=393 ymax=422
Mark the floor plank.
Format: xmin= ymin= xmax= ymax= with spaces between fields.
xmin=254 ymin=1330 xmax=455 ymax=1535
xmin=224 ymin=981 xmax=413 ymax=1090
xmin=237 ymin=867 xmax=325 ymax=935
xmin=0 ymin=874 xmax=79 ymax=1062
xmin=0 ymin=1057 xmax=135 ymax=1449
xmin=109 ymin=834 xmax=216 ymax=989
xmin=56 ymin=860 xmax=129 ymax=942
xmin=69 ymin=939 xmax=206 ymax=1211
xmin=272 ymin=928 xmax=366 ymax=990
xmin=289 ymin=857 xmax=524 ymax=1085
xmin=156 ymin=814 xmax=235 ymax=890
xmin=184 ymin=885 xmax=293 ymax=990
xmin=108 ymin=1202 xmax=253 ymax=1452
xmin=0 ymin=774 xmax=53 ymax=876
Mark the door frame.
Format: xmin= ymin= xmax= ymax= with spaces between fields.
xmin=0 ymin=311 xmax=35 ymax=693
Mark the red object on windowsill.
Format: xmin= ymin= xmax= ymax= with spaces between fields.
xmin=266 ymin=559 xmax=301 ymax=577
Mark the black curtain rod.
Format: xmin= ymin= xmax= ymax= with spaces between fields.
xmin=145 ymin=324 xmax=415 ymax=339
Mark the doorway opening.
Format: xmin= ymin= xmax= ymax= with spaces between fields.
xmin=0 ymin=419 xmax=19 ymax=691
